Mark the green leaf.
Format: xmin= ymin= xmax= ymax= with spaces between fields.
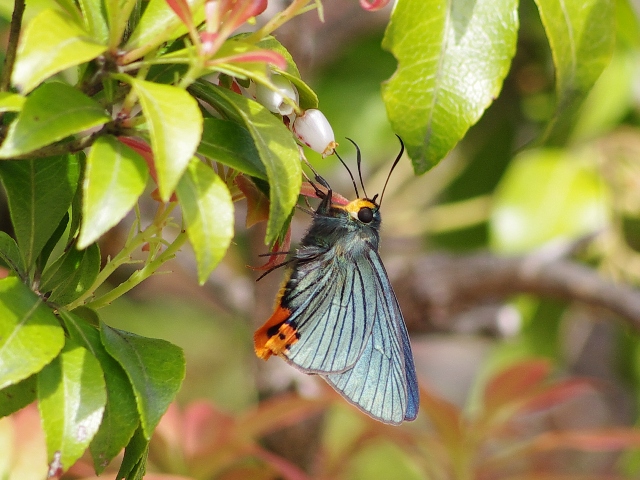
xmin=490 ymin=148 xmax=609 ymax=253
xmin=0 ymin=92 xmax=25 ymax=113
xmin=40 ymin=243 xmax=100 ymax=306
xmin=38 ymin=339 xmax=106 ymax=476
xmin=12 ymin=9 xmax=107 ymax=94
xmin=0 ymin=231 xmax=26 ymax=277
xmin=37 ymin=213 xmax=70 ymax=274
xmin=190 ymin=82 xmax=301 ymax=244
xmin=78 ymin=136 xmax=148 ymax=249
xmin=0 ymin=83 xmax=110 ymax=158
xmin=123 ymin=0 xmax=205 ymax=61
xmin=128 ymin=77 xmax=202 ymax=201
xmin=104 ymin=0 xmax=138 ymax=49
xmin=116 ymin=426 xmax=149 ymax=480
xmin=176 ymin=159 xmax=234 ymax=284
xmin=100 ymin=322 xmax=185 ymax=438
xmin=199 ymin=118 xmax=266 ymax=179
xmin=78 ymin=0 xmax=110 ymax=44
xmin=59 ymin=310 xmax=139 ymax=474
xmin=381 ymin=0 xmax=519 ymax=173
xmin=0 ymin=374 xmax=36 ymax=418
xmin=535 ymin=0 xmax=615 ymax=144
xmin=571 ymin=51 xmax=636 ymax=141
xmin=0 ymin=277 xmax=65 ymax=389
xmin=0 ymin=155 xmax=80 ymax=268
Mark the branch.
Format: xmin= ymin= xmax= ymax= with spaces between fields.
xmin=393 ymin=251 xmax=640 ymax=333
xmin=1 ymin=0 xmax=25 ymax=92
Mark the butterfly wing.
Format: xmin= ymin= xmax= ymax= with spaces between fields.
xmin=282 ymin=247 xmax=376 ymax=374
xmin=322 ymin=248 xmax=419 ymax=424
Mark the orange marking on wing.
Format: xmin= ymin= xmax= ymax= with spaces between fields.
xmin=253 ymin=305 xmax=299 ymax=360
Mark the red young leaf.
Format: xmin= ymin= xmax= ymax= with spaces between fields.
xmin=224 ymin=0 xmax=268 ymax=32
xmin=182 ymin=401 xmax=234 ymax=457
xmin=419 ymin=384 xmax=464 ymax=454
xmin=531 ymin=428 xmax=640 ymax=452
xmin=118 ymin=137 xmax=177 ymax=202
xmin=235 ymin=175 xmax=269 ymax=227
xmin=250 ymin=229 xmax=291 ymax=273
xmin=166 ymin=0 xmax=195 ymax=29
xmin=359 ymin=0 xmax=391 ymax=11
xmin=237 ymin=393 xmax=328 ymax=439
xmin=251 ymin=445 xmax=313 ymax=480
xmin=483 ymin=359 xmax=552 ymax=416
xmin=519 ymin=378 xmax=596 ymax=414
xmin=299 ymin=181 xmax=349 ymax=206
xmin=209 ymin=50 xmax=287 ymax=70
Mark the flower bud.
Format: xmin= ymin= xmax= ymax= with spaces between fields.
xmin=255 ymin=75 xmax=298 ymax=116
xmin=292 ymin=109 xmax=337 ymax=157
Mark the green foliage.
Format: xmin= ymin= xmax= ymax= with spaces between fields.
xmin=382 ymin=0 xmax=519 ymax=173
xmin=0 ymin=0 xmax=626 ymax=477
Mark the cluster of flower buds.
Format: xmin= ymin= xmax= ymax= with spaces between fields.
xmin=251 ymin=73 xmax=337 ymax=157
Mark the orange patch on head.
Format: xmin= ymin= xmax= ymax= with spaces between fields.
xmin=253 ymin=305 xmax=299 ymax=360
xmin=335 ymin=198 xmax=377 ymax=219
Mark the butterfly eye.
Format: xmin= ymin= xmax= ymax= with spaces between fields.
xmin=358 ymin=207 xmax=374 ymax=223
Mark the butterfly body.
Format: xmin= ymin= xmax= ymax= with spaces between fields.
xmin=254 ymin=190 xmax=419 ymax=425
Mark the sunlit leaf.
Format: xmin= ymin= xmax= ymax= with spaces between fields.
xmin=102 ymin=0 xmax=136 ymax=48
xmin=382 ymin=0 xmax=519 ymax=173
xmin=190 ymin=82 xmax=301 ymax=244
xmin=0 ymin=93 xmax=25 ymax=113
xmin=37 ymin=339 xmax=106 ymax=475
xmin=59 ymin=310 xmax=139 ymax=474
xmin=176 ymin=159 xmax=234 ymax=284
xmin=535 ymin=0 xmax=615 ymax=143
xmin=0 ymin=277 xmax=65 ymax=389
xmin=123 ymin=0 xmax=205 ymax=62
xmin=78 ymin=136 xmax=148 ymax=249
xmin=12 ymin=9 xmax=107 ymax=94
xmin=128 ymin=77 xmax=202 ymax=201
xmin=0 ymin=83 xmax=110 ymax=158
xmin=490 ymin=148 xmax=609 ymax=253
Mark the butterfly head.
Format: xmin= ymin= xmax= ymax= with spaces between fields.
xmin=341 ymin=197 xmax=380 ymax=227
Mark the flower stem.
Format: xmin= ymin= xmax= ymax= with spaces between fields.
xmin=66 ymin=204 xmax=178 ymax=310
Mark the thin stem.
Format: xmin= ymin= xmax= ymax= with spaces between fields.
xmin=1 ymin=0 xmax=25 ymax=92
xmin=66 ymin=204 xmax=177 ymax=310
xmin=86 ymin=230 xmax=188 ymax=309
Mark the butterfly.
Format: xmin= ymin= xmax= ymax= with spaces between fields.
xmin=254 ymin=137 xmax=419 ymax=425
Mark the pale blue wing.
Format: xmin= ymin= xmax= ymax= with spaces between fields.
xmin=282 ymin=248 xmax=376 ymax=374
xmin=322 ymin=248 xmax=419 ymax=424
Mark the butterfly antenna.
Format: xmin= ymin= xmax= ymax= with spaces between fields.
xmin=335 ymin=148 xmax=359 ymax=198
xmin=345 ymin=138 xmax=368 ymax=199
xmin=301 ymin=155 xmax=331 ymax=198
xmin=379 ymin=135 xmax=405 ymax=207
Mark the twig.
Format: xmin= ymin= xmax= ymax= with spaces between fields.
xmin=393 ymin=252 xmax=640 ymax=333
xmin=0 ymin=0 xmax=25 ymax=92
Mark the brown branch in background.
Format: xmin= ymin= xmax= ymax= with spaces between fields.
xmin=394 ymin=252 xmax=640 ymax=333
xmin=1 ymin=0 xmax=25 ymax=92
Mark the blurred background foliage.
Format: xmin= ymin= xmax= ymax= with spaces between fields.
xmin=4 ymin=0 xmax=640 ymax=478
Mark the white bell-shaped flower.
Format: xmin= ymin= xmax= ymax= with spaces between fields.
xmin=255 ymin=75 xmax=298 ymax=116
xmin=292 ymin=109 xmax=337 ymax=157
